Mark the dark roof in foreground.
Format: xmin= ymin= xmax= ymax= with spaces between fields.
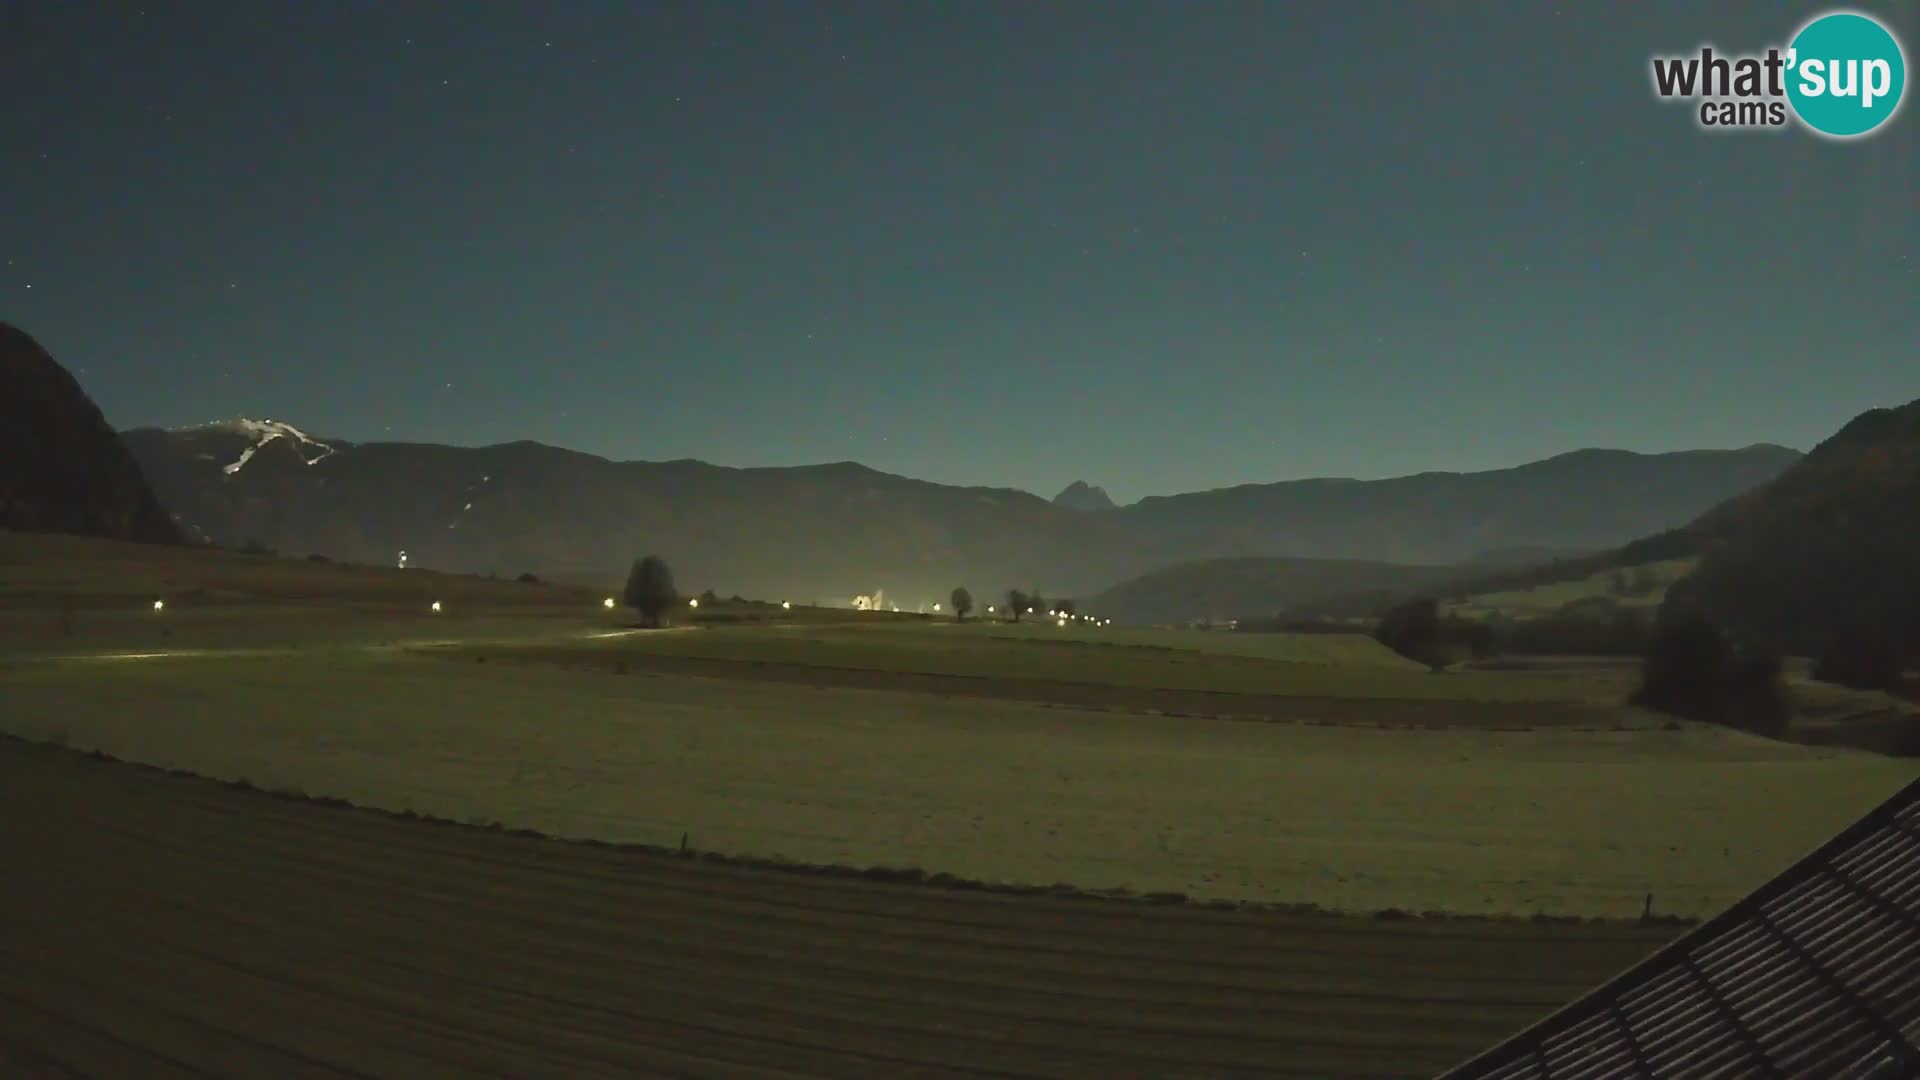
xmin=1439 ymin=774 xmax=1920 ymax=1080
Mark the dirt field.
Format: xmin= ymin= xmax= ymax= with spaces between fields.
xmin=0 ymin=735 xmax=1683 ymax=1079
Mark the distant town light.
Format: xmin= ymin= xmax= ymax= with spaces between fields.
xmin=1026 ymin=607 xmax=1034 ymax=614
xmin=933 ymin=603 xmax=941 ymax=612
xmin=986 ymin=605 xmax=995 ymax=613
xmin=430 ymin=600 xmax=442 ymax=612
xmin=782 ymin=600 xmax=792 ymax=610
xmin=688 ymin=597 xmax=699 ymax=608
xmin=603 ymin=597 xmax=616 ymax=609
xmin=152 ymin=599 xmax=165 ymax=613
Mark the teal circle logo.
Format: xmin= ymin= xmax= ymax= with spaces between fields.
xmin=1786 ymin=11 xmax=1907 ymax=138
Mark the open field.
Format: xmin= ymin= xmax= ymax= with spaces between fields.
xmin=0 ymin=735 xmax=1688 ymax=1078
xmin=5 ymin=641 xmax=1912 ymax=918
xmin=501 ymin=619 xmax=1643 ymax=708
xmin=1443 ymin=558 xmax=1698 ymax=621
xmin=0 ymin=528 xmax=607 ymax=606
xmin=3 ymin=534 xmax=1916 ymax=1074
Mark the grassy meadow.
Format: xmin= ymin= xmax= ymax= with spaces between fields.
xmin=1443 ymin=557 xmax=1699 ymax=620
xmin=5 ymin=624 xmax=1911 ymax=919
xmin=2 ymin=736 xmax=1685 ymax=1078
xmin=5 ymin=532 xmax=1918 ymax=1076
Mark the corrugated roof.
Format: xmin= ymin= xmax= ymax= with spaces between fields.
xmin=1438 ymin=775 xmax=1920 ymax=1079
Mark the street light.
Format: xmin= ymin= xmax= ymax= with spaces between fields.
xmin=603 ymin=597 xmax=616 ymax=609
xmin=152 ymin=599 xmax=165 ymax=613
xmin=688 ymin=597 xmax=699 ymax=609
xmin=430 ymin=600 xmax=442 ymax=613
xmin=933 ymin=603 xmax=941 ymax=612
xmin=782 ymin=600 xmax=792 ymax=610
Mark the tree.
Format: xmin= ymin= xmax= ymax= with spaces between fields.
xmin=1812 ymin=622 xmax=1904 ymax=691
xmin=623 ymin=555 xmax=677 ymax=627
xmin=950 ymin=586 xmax=973 ymax=622
xmin=1030 ymin=591 xmax=1048 ymax=616
xmin=1631 ymin=612 xmax=1789 ymax=737
xmin=1374 ymin=596 xmax=1444 ymax=669
xmin=1006 ymin=589 xmax=1029 ymax=623
xmin=699 ymin=588 xmax=719 ymax=607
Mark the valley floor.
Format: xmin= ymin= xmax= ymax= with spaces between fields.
xmin=0 ymin=736 xmax=1677 ymax=1079
xmin=3 ymin=539 xmax=1915 ymax=1076
xmin=3 ymin=635 xmax=1910 ymax=917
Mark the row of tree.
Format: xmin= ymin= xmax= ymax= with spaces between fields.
xmin=1370 ymin=592 xmax=1913 ymax=741
xmin=620 ymin=558 xmax=1078 ymax=630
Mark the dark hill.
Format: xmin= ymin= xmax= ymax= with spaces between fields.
xmin=0 ymin=324 xmax=180 ymax=545
xmin=1664 ymin=398 xmax=1920 ymax=656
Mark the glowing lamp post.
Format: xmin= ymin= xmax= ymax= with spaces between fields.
xmin=782 ymin=601 xmax=792 ymax=610
xmin=604 ymin=597 xmax=616 ymax=609
xmin=430 ymin=601 xmax=442 ymax=613
xmin=152 ymin=600 xmax=165 ymax=613
xmin=688 ymin=598 xmax=699 ymax=609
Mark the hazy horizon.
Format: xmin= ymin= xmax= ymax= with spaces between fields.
xmin=128 ymin=411 xmax=1813 ymax=505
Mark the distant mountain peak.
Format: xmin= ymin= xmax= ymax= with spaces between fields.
xmin=172 ymin=417 xmax=337 ymax=473
xmin=1053 ymin=480 xmax=1116 ymax=512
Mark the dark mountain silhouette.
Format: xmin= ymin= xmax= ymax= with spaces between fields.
xmin=1268 ymin=398 xmax=1920 ymax=665
xmin=1662 ymin=397 xmax=1920 ymax=657
xmin=1118 ymin=446 xmax=1800 ymax=568
xmin=0 ymin=324 xmax=180 ymax=545
xmin=1052 ymin=481 xmax=1117 ymax=512
xmin=122 ymin=420 xmax=1800 ymax=604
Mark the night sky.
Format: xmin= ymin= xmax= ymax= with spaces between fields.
xmin=4 ymin=2 xmax=1914 ymax=502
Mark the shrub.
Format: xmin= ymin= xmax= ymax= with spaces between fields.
xmin=1631 ymin=613 xmax=1789 ymax=737
xmin=516 ymin=571 xmax=541 ymax=585
xmin=306 ymin=553 xmax=331 ymax=564
xmin=1497 ymin=604 xmax=1651 ymax=657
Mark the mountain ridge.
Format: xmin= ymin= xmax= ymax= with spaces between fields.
xmin=119 ymin=412 xmax=1803 ymax=606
